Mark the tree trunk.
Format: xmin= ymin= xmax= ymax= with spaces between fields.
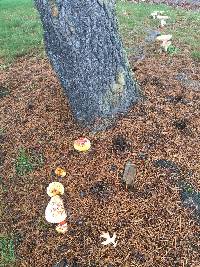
xmin=34 ymin=0 xmax=140 ymax=130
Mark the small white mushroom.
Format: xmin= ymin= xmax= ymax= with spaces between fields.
xmin=156 ymin=34 xmax=172 ymax=42
xmin=150 ymin=11 xmax=165 ymax=19
xmin=150 ymin=11 xmax=159 ymax=19
xmin=157 ymin=15 xmax=169 ymax=20
xmin=156 ymin=15 xmax=169 ymax=27
xmin=156 ymin=35 xmax=172 ymax=52
xmin=161 ymin=40 xmax=172 ymax=52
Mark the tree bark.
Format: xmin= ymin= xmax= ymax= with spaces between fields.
xmin=34 ymin=0 xmax=140 ymax=130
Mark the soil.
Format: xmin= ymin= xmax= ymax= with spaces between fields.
xmin=1 ymin=46 xmax=200 ymax=266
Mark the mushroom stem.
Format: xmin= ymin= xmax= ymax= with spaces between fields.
xmin=160 ymin=19 xmax=167 ymax=27
xmin=56 ymin=220 xmax=68 ymax=233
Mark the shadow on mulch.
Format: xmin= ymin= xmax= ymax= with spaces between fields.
xmin=0 ymin=53 xmax=200 ymax=267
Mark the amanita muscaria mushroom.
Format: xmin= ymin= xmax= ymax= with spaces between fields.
xmin=74 ymin=137 xmax=91 ymax=152
xmin=45 ymin=195 xmax=67 ymax=224
xmin=45 ymin=182 xmax=68 ymax=233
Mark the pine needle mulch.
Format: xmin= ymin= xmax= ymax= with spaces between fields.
xmin=0 ymin=53 xmax=200 ymax=267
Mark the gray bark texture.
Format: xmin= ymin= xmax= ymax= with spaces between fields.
xmin=34 ymin=0 xmax=140 ymax=130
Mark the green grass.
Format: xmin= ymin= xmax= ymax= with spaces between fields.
xmin=191 ymin=50 xmax=200 ymax=61
xmin=15 ymin=147 xmax=44 ymax=176
xmin=116 ymin=1 xmax=200 ymax=58
xmin=0 ymin=0 xmax=43 ymax=63
xmin=0 ymin=236 xmax=15 ymax=266
xmin=15 ymin=148 xmax=34 ymax=176
xmin=0 ymin=0 xmax=200 ymax=62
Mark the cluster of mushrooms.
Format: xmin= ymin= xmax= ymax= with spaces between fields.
xmin=45 ymin=138 xmax=91 ymax=233
xmin=150 ymin=10 xmax=173 ymax=52
xmin=45 ymin=138 xmax=117 ymax=246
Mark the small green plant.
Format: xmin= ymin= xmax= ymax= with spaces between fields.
xmin=185 ymin=185 xmax=194 ymax=194
xmin=167 ymin=44 xmax=179 ymax=55
xmin=191 ymin=51 xmax=200 ymax=61
xmin=0 ymin=236 xmax=15 ymax=265
xmin=15 ymin=148 xmax=33 ymax=176
xmin=15 ymin=147 xmax=44 ymax=176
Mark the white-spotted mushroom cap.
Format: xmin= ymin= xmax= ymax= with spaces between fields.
xmin=47 ymin=182 xmax=64 ymax=197
xmin=45 ymin=195 xmax=67 ymax=224
xmin=74 ymin=137 xmax=91 ymax=152
xmin=156 ymin=34 xmax=172 ymax=42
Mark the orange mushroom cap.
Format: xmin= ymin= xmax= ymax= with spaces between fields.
xmin=55 ymin=167 xmax=66 ymax=178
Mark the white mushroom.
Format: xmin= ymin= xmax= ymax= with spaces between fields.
xmin=150 ymin=11 xmax=165 ymax=19
xmin=45 ymin=195 xmax=67 ymax=224
xmin=156 ymin=15 xmax=169 ymax=27
xmin=156 ymin=34 xmax=172 ymax=42
xmin=161 ymin=41 xmax=172 ymax=52
xmin=150 ymin=12 xmax=158 ymax=19
xmin=156 ymin=35 xmax=172 ymax=52
xmin=160 ymin=19 xmax=167 ymax=27
xmin=157 ymin=15 xmax=169 ymax=20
